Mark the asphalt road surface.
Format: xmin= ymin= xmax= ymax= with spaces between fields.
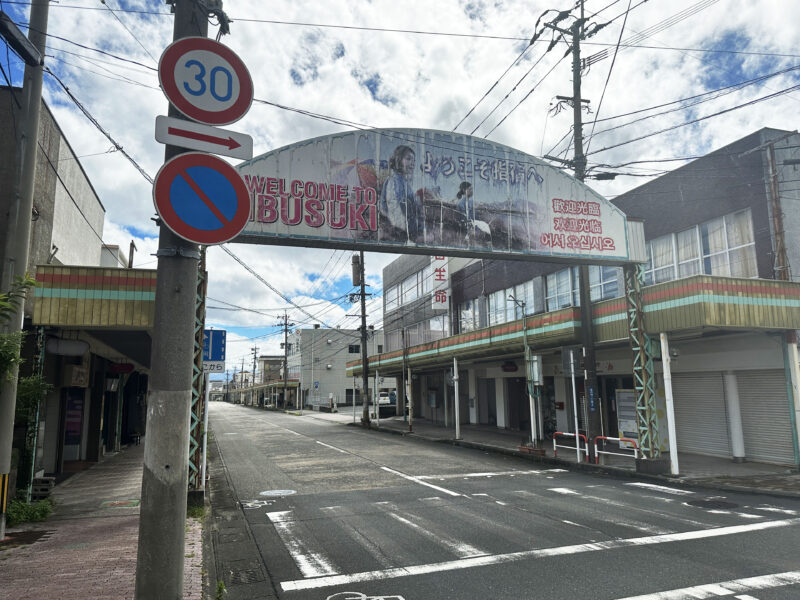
xmin=208 ymin=402 xmax=800 ymax=600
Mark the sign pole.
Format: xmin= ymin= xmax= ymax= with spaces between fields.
xmin=135 ymin=1 xmax=206 ymax=597
xmin=569 ymin=350 xmax=581 ymax=463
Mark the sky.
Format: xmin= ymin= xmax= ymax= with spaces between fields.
xmin=2 ymin=0 xmax=799 ymax=379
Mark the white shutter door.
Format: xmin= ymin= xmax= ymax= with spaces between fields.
xmin=672 ymin=373 xmax=730 ymax=457
xmin=736 ymin=370 xmax=797 ymax=465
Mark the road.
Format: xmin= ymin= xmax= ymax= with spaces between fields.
xmin=208 ymin=402 xmax=800 ymax=600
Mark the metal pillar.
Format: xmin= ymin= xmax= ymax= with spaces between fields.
xmin=624 ymin=264 xmax=660 ymax=458
xmin=188 ymin=255 xmax=207 ymax=490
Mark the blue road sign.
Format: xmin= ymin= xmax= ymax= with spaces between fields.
xmin=203 ymin=329 xmax=226 ymax=362
xmin=153 ymin=152 xmax=250 ymax=245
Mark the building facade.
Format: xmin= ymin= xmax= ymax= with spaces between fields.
xmin=288 ymin=327 xmax=395 ymax=409
xmin=354 ymin=128 xmax=800 ymax=468
xmin=1 ymin=87 xmax=152 ymax=494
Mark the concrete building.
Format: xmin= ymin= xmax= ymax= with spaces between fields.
xmin=257 ymin=354 xmax=283 ymax=384
xmin=288 ymin=327 xmax=395 ymax=409
xmin=1 ymin=86 xmax=153 ymax=493
xmin=352 ymin=128 xmax=800 ymax=469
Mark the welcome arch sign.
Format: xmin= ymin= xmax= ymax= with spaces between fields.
xmin=234 ymin=128 xmax=640 ymax=264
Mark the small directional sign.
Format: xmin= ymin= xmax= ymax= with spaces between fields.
xmin=203 ymin=329 xmax=226 ymax=373
xmin=155 ymin=116 xmax=253 ymax=160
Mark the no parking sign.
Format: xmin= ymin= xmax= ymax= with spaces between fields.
xmin=153 ymin=152 xmax=250 ymax=245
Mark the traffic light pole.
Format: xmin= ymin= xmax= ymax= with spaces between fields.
xmin=134 ymin=1 xmax=206 ymax=597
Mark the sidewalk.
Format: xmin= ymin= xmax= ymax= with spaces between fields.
xmin=300 ymin=407 xmax=800 ymax=498
xmin=0 ymin=441 xmax=204 ymax=600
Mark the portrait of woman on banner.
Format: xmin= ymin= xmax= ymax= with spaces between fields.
xmin=379 ymin=144 xmax=424 ymax=243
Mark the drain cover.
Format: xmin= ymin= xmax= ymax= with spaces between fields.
xmin=228 ymin=569 xmax=264 ymax=585
xmin=259 ymin=489 xmax=296 ymax=497
xmin=687 ymin=499 xmax=738 ymax=510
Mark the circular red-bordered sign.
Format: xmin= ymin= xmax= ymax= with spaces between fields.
xmin=153 ymin=153 xmax=251 ymax=245
xmin=159 ymin=37 xmax=253 ymax=126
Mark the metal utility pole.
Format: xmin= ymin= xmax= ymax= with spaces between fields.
xmin=0 ymin=0 xmax=48 ymax=542
xmin=135 ymin=1 xmax=207 ymax=597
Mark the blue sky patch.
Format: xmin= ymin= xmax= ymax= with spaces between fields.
xmin=700 ymin=31 xmax=751 ymax=90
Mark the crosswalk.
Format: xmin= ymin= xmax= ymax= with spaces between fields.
xmin=250 ymin=472 xmax=800 ymax=594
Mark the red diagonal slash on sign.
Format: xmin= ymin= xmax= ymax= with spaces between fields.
xmin=178 ymin=169 xmax=231 ymax=225
xmin=168 ymin=126 xmax=241 ymax=150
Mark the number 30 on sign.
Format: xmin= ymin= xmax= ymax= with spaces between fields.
xmin=158 ymin=37 xmax=253 ymax=126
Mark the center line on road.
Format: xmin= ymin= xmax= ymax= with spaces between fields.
xmin=380 ymin=467 xmax=462 ymax=497
xmin=280 ymin=518 xmax=800 ymax=591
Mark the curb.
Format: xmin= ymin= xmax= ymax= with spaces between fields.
xmin=352 ymin=422 xmax=800 ymax=499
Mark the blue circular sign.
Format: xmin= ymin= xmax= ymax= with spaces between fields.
xmin=153 ymin=152 xmax=250 ymax=244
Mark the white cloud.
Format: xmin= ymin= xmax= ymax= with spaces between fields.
xmin=10 ymin=0 xmax=799 ymax=348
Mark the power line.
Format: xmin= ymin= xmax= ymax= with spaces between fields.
xmin=586 ymin=83 xmax=800 ymax=156
xmin=100 ymin=0 xmax=158 ymax=64
xmin=583 ymin=0 xmax=631 ymax=154
xmin=452 ymin=42 xmax=534 ymax=132
xmin=45 ymin=66 xmax=154 ymax=183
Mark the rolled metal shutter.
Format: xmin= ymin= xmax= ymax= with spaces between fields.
xmin=736 ymin=370 xmax=796 ymax=465
xmin=672 ymin=373 xmax=730 ymax=457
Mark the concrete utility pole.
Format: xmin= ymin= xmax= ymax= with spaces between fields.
xmin=0 ymin=0 xmax=48 ymax=541
xmin=134 ymin=1 xmax=207 ymax=597
xmin=279 ymin=312 xmax=293 ymax=408
xmin=546 ymin=1 xmax=602 ymax=451
xmin=356 ymin=252 xmax=371 ymax=425
xmin=571 ymin=9 xmax=602 ymax=454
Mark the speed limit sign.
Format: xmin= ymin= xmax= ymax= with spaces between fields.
xmin=158 ymin=37 xmax=253 ymax=126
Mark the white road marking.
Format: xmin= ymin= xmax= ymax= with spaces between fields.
xmin=561 ymin=520 xmax=590 ymax=529
xmin=548 ymin=488 xmax=580 ymax=495
xmin=266 ymin=511 xmax=339 ymax=578
xmin=316 ymin=440 xmax=348 ymax=454
xmin=612 ymin=569 xmax=800 ymax=599
xmin=280 ymin=519 xmax=800 ymax=591
xmin=752 ymin=506 xmax=798 ymax=516
xmin=416 ymin=469 xmax=543 ymax=480
xmin=381 ymin=467 xmax=461 ymax=497
xmin=624 ymin=482 xmax=694 ymax=496
xmin=735 ymin=596 xmax=760 ymax=600
xmin=387 ymin=512 xmax=485 ymax=558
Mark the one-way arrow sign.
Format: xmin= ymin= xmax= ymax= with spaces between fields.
xmin=155 ymin=115 xmax=253 ymax=160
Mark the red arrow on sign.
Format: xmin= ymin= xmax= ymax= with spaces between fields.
xmin=168 ymin=126 xmax=241 ymax=150
xmin=154 ymin=116 xmax=253 ymax=160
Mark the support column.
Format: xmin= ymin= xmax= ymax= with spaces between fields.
xmin=784 ymin=337 xmax=800 ymax=465
xmin=659 ymin=333 xmax=680 ymax=475
xmin=453 ymin=356 xmax=461 ymax=440
xmin=723 ymin=371 xmax=746 ymax=463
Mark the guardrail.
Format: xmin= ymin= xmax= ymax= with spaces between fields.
xmin=552 ymin=432 xmax=589 ymax=462
xmin=593 ymin=435 xmax=639 ymax=464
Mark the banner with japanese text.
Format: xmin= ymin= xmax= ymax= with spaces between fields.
xmin=235 ymin=128 xmax=631 ymax=263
